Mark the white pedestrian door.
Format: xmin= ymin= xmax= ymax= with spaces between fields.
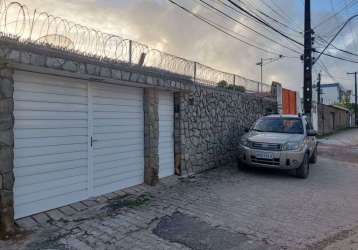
xmin=13 ymin=72 xmax=144 ymax=218
xmin=158 ymin=91 xmax=175 ymax=178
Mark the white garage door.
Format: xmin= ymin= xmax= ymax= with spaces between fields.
xmin=158 ymin=91 xmax=174 ymax=178
xmin=13 ymin=72 xmax=89 ymax=218
xmin=91 ymin=83 xmax=144 ymax=196
xmin=13 ymin=72 xmax=145 ymax=218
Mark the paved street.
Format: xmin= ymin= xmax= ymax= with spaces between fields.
xmin=1 ymin=129 xmax=358 ymax=250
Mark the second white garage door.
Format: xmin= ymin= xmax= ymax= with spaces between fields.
xmin=91 ymin=83 xmax=144 ymax=196
xmin=158 ymin=91 xmax=174 ymax=178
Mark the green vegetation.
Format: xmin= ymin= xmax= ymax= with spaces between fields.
xmin=105 ymin=193 xmax=152 ymax=213
xmin=217 ymin=80 xmax=246 ymax=92
xmin=337 ymin=100 xmax=356 ymax=112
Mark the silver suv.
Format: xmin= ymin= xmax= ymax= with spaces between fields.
xmin=238 ymin=114 xmax=317 ymax=178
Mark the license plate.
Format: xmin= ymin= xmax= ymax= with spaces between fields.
xmin=255 ymin=152 xmax=274 ymax=159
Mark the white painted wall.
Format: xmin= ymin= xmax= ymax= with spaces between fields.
xmin=321 ymin=86 xmax=340 ymax=104
xmin=313 ymin=85 xmax=340 ymax=105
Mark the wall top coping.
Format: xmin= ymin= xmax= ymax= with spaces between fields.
xmin=0 ymin=36 xmax=194 ymax=92
xmin=0 ymin=36 xmax=275 ymax=102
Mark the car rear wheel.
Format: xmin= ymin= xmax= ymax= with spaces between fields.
xmin=296 ymin=153 xmax=310 ymax=179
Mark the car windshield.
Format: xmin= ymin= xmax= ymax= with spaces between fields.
xmin=253 ymin=117 xmax=304 ymax=134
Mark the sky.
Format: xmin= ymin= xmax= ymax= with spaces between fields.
xmin=6 ymin=0 xmax=358 ymax=94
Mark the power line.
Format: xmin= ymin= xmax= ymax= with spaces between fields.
xmin=234 ymin=0 xmax=304 ymax=42
xmin=344 ymin=0 xmax=358 ymax=54
xmin=317 ymin=61 xmax=337 ymax=82
xmin=319 ymin=51 xmax=358 ymax=64
xmin=227 ymin=0 xmax=304 ymax=47
xmin=227 ymin=0 xmax=358 ymax=64
xmin=268 ymin=0 xmax=304 ymax=30
xmin=245 ymin=0 xmax=306 ymax=44
xmin=194 ymin=0 xmax=302 ymax=54
xmin=167 ymin=0 xmax=285 ymax=55
xmin=316 ymin=35 xmax=358 ymax=58
xmin=314 ymin=14 xmax=358 ymax=64
xmin=172 ymin=0 xmax=358 ymax=65
xmin=212 ymin=0 xmax=304 ymax=45
xmin=256 ymin=9 xmax=302 ymax=34
xmin=314 ymin=0 xmax=358 ymax=28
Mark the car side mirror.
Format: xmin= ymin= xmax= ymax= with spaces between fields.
xmin=307 ymin=129 xmax=317 ymax=137
xmin=244 ymin=128 xmax=250 ymax=133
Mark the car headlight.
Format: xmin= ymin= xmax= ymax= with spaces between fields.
xmin=240 ymin=138 xmax=250 ymax=147
xmin=283 ymin=141 xmax=303 ymax=151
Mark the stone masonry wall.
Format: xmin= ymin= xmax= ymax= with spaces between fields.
xmin=0 ymin=65 xmax=15 ymax=236
xmin=317 ymin=104 xmax=351 ymax=135
xmin=177 ymin=84 xmax=277 ymax=175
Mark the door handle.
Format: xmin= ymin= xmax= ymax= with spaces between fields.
xmin=90 ymin=137 xmax=98 ymax=147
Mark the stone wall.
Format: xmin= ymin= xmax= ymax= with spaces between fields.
xmin=176 ymin=85 xmax=277 ymax=175
xmin=317 ymin=104 xmax=351 ymax=135
xmin=0 ymin=65 xmax=15 ymax=236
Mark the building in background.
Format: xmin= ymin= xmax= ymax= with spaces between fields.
xmin=313 ymin=83 xmax=351 ymax=105
xmin=312 ymin=104 xmax=352 ymax=135
xmin=311 ymin=82 xmax=354 ymax=133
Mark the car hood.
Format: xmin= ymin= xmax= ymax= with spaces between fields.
xmin=245 ymin=131 xmax=304 ymax=144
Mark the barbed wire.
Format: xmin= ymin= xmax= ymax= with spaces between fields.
xmin=0 ymin=0 xmax=271 ymax=92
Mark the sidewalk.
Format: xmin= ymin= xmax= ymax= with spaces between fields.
xmin=318 ymin=128 xmax=358 ymax=146
xmin=318 ymin=128 xmax=358 ymax=166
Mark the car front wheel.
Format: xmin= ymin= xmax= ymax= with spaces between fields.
xmin=310 ymin=148 xmax=317 ymax=164
xmin=296 ymin=153 xmax=310 ymax=179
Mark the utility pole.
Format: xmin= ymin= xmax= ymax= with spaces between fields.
xmin=317 ymin=72 xmax=321 ymax=104
xmin=256 ymin=56 xmax=283 ymax=92
xmin=347 ymin=72 xmax=358 ymax=126
xmin=303 ymin=0 xmax=313 ymax=116
xmin=260 ymin=58 xmax=263 ymax=89
xmin=256 ymin=58 xmax=263 ymax=92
